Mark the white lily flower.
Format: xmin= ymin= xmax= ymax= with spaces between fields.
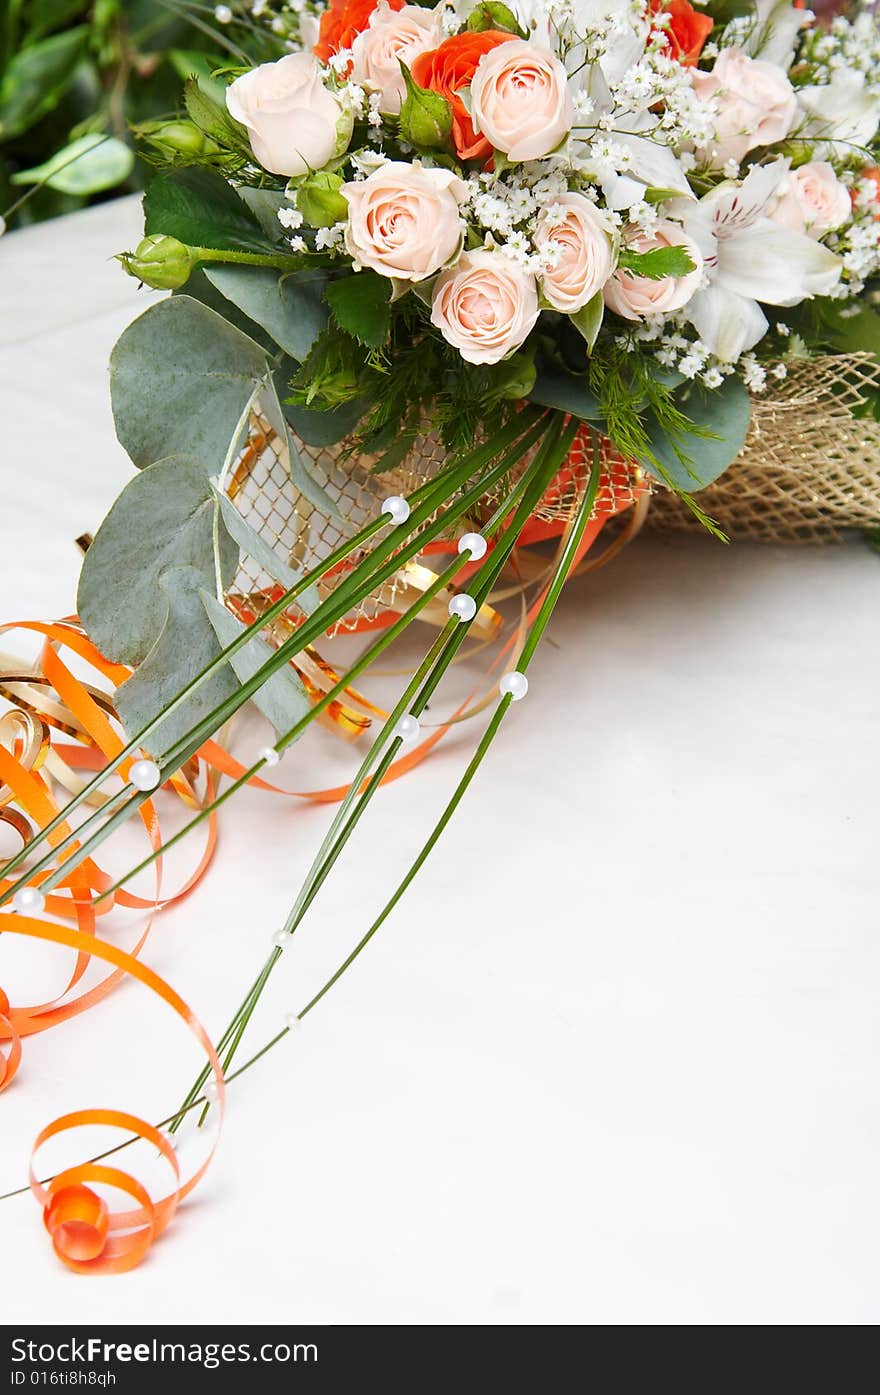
xmin=675 ymin=160 xmax=842 ymax=362
xmin=798 ymin=72 xmax=880 ymax=161
xmin=741 ymin=0 xmax=808 ymax=70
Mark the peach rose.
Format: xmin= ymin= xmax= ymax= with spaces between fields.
xmin=469 ymin=39 xmax=573 ymax=163
xmin=226 ymin=54 xmax=352 ymax=178
xmin=768 ymin=161 xmax=852 ymax=238
xmin=534 ymin=193 xmax=616 ymax=313
xmin=342 ymin=162 xmax=467 ymax=280
xmin=430 ymin=249 xmax=539 ymax=364
xmin=350 ymin=3 xmax=443 ymax=116
xmin=692 ymin=47 xmax=797 ymax=167
xmin=603 ymin=222 xmax=703 ymax=321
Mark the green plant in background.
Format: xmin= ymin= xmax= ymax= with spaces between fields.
xmin=0 ymin=0 xmax=286 ymax=230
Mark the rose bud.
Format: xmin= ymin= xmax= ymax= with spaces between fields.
xmin=119 ymin=235 xmax=195 ymax=290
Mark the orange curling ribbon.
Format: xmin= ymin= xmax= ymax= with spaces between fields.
xmin=0 ymin=438 xmax=643 ymax=1273
xmin=5 ymin=916 xmax=224 ymax=1275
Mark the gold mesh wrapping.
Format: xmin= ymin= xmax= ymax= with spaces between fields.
xmin=224 ymin=353 xmax=880 ymax=637
xmin=647 ymin=353 xmax=880 ymax=543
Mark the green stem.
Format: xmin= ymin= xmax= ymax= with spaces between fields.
xmin=193 ymin=247 xmax=307 ymax=273
xmin=182 ymin=418 xmax=572 ymax=1104
xmin=0 ymin=412 xmax=540 ymax=902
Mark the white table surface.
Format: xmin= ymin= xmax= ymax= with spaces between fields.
xmin=1 ymin=198 xmax=878 ymax=1326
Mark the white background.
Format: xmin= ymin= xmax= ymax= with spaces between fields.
xmin=1 ymin=199 xmax=878 ymax=1325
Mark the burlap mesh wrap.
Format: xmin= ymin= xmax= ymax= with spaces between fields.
xmin=225 ymin=352 xmax=880 ymax=631
xmin=646 ymin=353 xmax=880 ymax=542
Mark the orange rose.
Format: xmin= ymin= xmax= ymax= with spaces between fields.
xmin=314 ymin=0 xmax=405 ymax=63
xmin=858 ymin=166 xmax=880 ymax=218
xmin=650 ymin=0 xmax=714 ymax=67
xmin=411 ymin=30 xmax=517 ymax=162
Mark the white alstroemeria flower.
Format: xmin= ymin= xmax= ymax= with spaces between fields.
xmin=798 ymin=72 xmax=880 ymax=161
xmin=674 ymin=160 xmax=842 ymax=362
xmin=741 ymin=0 xmax=808 ymax=70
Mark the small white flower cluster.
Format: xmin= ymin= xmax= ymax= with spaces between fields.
xmin=799 ymin=13 xmax=880 ymax=95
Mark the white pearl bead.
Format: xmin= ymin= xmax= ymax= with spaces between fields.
xmin=393 ymin=713 xmax=420 ymax=744
xmin=129 ymin=758 xmax=161 ymax=791
xmin=214 ymin=6 xmax=233 ymax=23
xmin=13 ymin=885 xmax=45 ymax=915
xmin=203 ymin=1080 xmax=220 ymax=1103
xmin=381 ymin=495 xmax=410 ymax=525
xmin=500 ymin=671 xmax=529 ymax=701
xmin=448 ymin=593 xmax=477 ymax=622
xmin=458 ymin=531 xmax=487 ymax=560
xmin=284 ymin=1013 xmax=302 ymax=1032
xmin=271 ymin=929 xmax=291 ymax=949
xmin=259 ymin=745 xmax=280 ymax=767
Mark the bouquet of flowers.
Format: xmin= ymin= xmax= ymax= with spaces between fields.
xmin=2 ymin=0 xmax=879 ymax=1273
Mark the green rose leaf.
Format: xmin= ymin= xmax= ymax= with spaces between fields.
xmin=182 ymin=76 xmax=251 ymax=156
xmin=10 ymin=134 xmax=134 ymax=195
xmin=617 ymin=246 xmax=697 ymax=281
xmin=639 ymin=376 xmax=751 ymax=491
xmin=110 ymin=295 xmax=270 ymax=473
xmin=168 ymin=50 xmax=231 ymax=109
xmin=144 ymin=167 xmax=280 ymax=254
xmin=77 ymin=455 xmax=239 ymax=666
xmin=325 ymin=271 xmax=392 ymax=349
xmin=115 ymin=567 xmax=240 ymax=759
xmin=0 ymin=26 xmax=88 ymax=139
xmin=202 ymin=265 xmax=329 ymax=361
xmin=202 ymin=592 xmax=311 ymax=738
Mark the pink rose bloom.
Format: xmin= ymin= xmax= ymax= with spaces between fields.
xmin=534 ymin=193 xmax=616 ymax=313
xmin=603 ymin=222 xmax=704 ymax=321
xmin=342 ymin=162 xmax=467 ymax=280
xmin=350 ymin=3 xmax=443 ymax=116
xmin=469 ymin=39 xmax=573 ymax=163
xmin=430 ymin=250 xmax=539 ymax=364
xmin=768 ymin=161 xmax=852 ymax=238
xmin=692 ymin=47 xmax=797 ymax=167
xmin=226 ymin=53 xmax=351 ymax=178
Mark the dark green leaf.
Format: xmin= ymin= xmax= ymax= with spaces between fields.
xmin=144 ymin=167 xmax=277 ymax=254
xmin=639 ymin=376 xmax=751 ymax=491
xmin=529 ymin=365 xmax=602 ymax=420
xmin=169 ymin=50 xmax=230 ymax=108
xmin=325 ymin=272 xmax=391 ymax=349
xmin=203 ymin=265 xmax=329 ymax=361
xmin=821 ymin=303 xmax=880 ymax=362
xmin=0 ymin=26 xmax=88 ymax=139
xmin=280 ymin=393 xmax=367 ymax=446
xmin=25 ymin=0 xmax=87 ymax=43
xmin=78 ymin=456 xmax=239 ymax=666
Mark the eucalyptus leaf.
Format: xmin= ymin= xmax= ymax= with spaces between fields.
xmin=213 ymin=486 xmax=319 ymax=614
xmin=11 ymin=134 xmax=134 ymax=195
xmin=202 ymin=592 xmax=311 ymax=738
xmin=144 ymin=167 xmax=277 ymax=254
xmin=529 ymin=364 xmax=602 ymax=420
xmin=110 ymin=295 xmax=270 ymax=473
xmin=77 ymin=455 xmax=239 ymax=666
xmin=0 ymin=26 xmax=88 ymax=139
xmin=174 ymin=265 xmax=275 ymax=352
xmin=203 ymin=265 xmax=328 ymax=361
xmin=116 ymin=567 xmax=239 ymax=759
xmin=638 ymin=376 xmax=751 ymax=491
